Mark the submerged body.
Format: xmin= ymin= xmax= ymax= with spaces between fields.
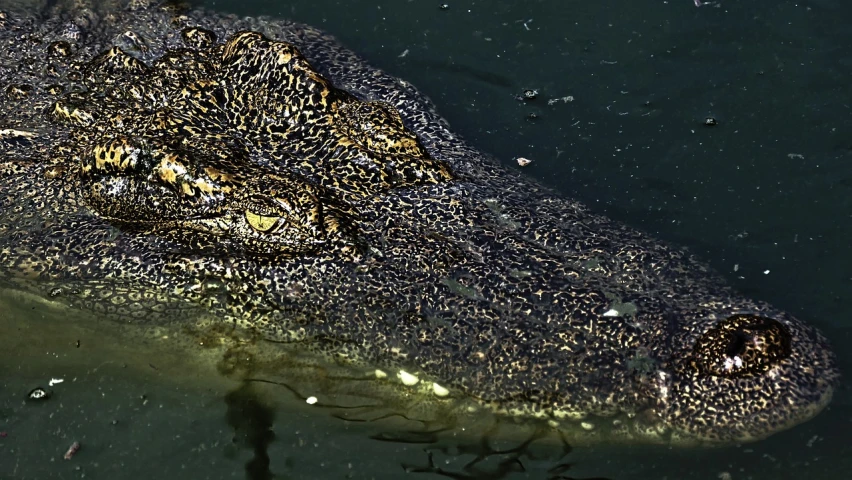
xmin=0 ymin=0 xmax=839 ymax=445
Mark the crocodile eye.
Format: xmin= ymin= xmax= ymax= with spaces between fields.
xmin=244 ymin=209 xmax=281 ymax=233
xmin=690 ymin=315 xmax=792 ymax=378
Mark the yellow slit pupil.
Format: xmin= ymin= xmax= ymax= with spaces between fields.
xmin=245 ymin=210 xmax=280 ymax=232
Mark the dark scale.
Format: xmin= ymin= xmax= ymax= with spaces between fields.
xmin=0 ymin=0 xmax=839 ymax=447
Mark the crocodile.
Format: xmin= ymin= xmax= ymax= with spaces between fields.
xmin=0 ymin=0 xmax=840 ymax=445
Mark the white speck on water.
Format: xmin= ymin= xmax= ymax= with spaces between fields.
xmin=547 ymin=95 xmax=574 ymax=106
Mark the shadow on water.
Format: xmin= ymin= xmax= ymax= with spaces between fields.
xmin=231 ymin=374 xmax=609 ymax=480
xmin=225 ymin=383 xmax=276 ymax=480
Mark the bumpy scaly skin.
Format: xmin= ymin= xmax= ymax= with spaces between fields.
xmin=0 ymin=1 xmax=840 ymax=444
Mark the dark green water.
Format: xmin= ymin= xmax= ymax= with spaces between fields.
xmin=1 ymin=0 xmax=850 ymax=478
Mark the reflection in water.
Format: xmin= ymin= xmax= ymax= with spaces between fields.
xmin=400 ymin=424 xmax=611 ymax=480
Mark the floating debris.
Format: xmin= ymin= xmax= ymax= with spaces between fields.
xmin=305 ymin=396 xmax=318 ymax=405
xmin=26 ymin=387 xmax=51 ymax=402
xmin=515 ymin=157 xmax=533 ymax=167
xmin=63 ymin=441 xmax=81 ymax=460
xmin=516 ymin=89 xmax=538 ymax=102
xmin=704 ymin=116 xmax=718 ymax=126
xmin=547 ymin=95 xmax=574 ymax=105
xmin=48 ymin=378 xmax=64 ymax=387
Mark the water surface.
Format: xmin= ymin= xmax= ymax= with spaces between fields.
xmin=2 ymin=0 xmax=850 ymax=479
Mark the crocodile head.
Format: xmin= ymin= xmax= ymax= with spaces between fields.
xmin=0 ymin=3 xmax=839 ymax=445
